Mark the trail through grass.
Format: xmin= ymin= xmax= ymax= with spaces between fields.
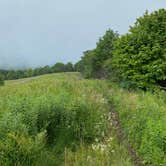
xmin=0 ymin=73 xmax=133 ymax=166
xmin=0 ymin=73 xmax=165 ymax=166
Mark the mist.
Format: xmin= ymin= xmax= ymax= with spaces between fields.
xmin=0 ymin=0 xmax=166 ymax=69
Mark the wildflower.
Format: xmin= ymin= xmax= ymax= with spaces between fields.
xmin=107 ymin=137 xmax=113 ymax=143
xmin=95 ymin=138 xmax=99 ymax=142
xmin=92 ymin=144 xmax=96 ymax=150
xmin=111 ymin=150 xmax=115 ymax=153
xmin=87 ymin=155 xmax=91 ymax=161
xmin=100 ymin=144 xmax=107 ymax=153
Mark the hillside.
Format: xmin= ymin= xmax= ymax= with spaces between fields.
xmin=0 ymin=73 xmax=133 ymax=166
xmin=0 ymin=73 xmax=165 ymax=166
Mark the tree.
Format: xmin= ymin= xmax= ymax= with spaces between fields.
xmin=76 ymin=29 xmax=119 ymax=78
xmin=113 ymin=9 xmax=166 ymax=89
xmin=15 ymin=70 xmax=26 ymax=79
xmin=64 ymin=62 xmax=74 ymax=72
xmin=79 ymin=50 xmax=95 ymax=78
xmin=6 ymin=70 xmax=17 ymax=80
xmin=0 ymin=74 xmax=4 ymax=86
xmin=51 ymin=63 xmax=65 ymax=73
xmin=25 ymin=69 xmax=34 ymax=77
xmin=40 ymin=65 xmax=51 ymax=74
xmin=92 ymin=29 xmax=119 ymax=78
xmin=74 ymin=60 xmax=84 ymax=72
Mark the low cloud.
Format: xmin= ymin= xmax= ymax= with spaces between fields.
xmin=0 ymin=55 xmax=28 ymax=69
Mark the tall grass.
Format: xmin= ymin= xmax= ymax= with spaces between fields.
xmin=2 ymin=73 xmax=163 ymax=165
xmin=108 ymin=85 xmax=166 ymax=165
xmin=0 ymin=73 xmax=133 ymax=165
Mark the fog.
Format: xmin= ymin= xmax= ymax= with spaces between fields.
xmin=0 ymin=0 xmax=165 ymax=69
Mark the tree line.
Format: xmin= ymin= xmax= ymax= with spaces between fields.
xmin=0 ymin=62 xmax=74 ymax=85
xmin=0 ymin=9 xmax=165 ymax=89
xmin=75 ymin=9 xmax=166 ymax=90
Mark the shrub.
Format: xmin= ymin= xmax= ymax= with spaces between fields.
xmin=0 ymin=74 xmax=4 ymax=86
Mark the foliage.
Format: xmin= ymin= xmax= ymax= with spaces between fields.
xmin=0 ymin=74 xmax=4 ymax=86
xmin=92 ymin=29 xmax=119 ymax=78
xmin=0 ymin=62 xmax=75 ymax=81
xmin=0 ymin=132 xmax=46 ymax=166
xmin=75 ymin=50 xmax=95 ymax=78
xmin=76 ymin=9 xmax=166 ymax=90
xmin=113 ymin=9 xmax=166 ymax=89
xmin=75 ymin=29 xmax=119 ymax=78
xmin=108 ymin=84 xmax=166 ymax=165
xmin=51 ymin=62 xmax=65 ymax=73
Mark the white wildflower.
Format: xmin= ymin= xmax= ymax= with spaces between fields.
xmin=111 ymin=150 xmax=115 ymax=153
xmin=95 ymin=138 xmax=99 ymax=142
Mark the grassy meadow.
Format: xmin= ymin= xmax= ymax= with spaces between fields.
xmin=0 ymin=72 xmax=165 ymax=165
xmin=0 ymin=73 xmax=133 ymax=166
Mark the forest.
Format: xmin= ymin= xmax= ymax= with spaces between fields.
xmin=0 ymin=62 xmax=74 ymax=81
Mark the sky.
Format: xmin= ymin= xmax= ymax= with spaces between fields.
xmin=0 ymin=0 xmax=166 ymax=69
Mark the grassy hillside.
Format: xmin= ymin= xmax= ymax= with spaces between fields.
xmin=0 ymin=73 xmax=133 ymax=166
xmin=0 ymin=73 xmax=165 ymax=165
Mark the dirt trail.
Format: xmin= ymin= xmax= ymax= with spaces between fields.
xmin=110 ymin=110 xmax=143 ymax=166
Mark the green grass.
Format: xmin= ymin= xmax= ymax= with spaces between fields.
xmin=0 ymin=72 xmax=165 ymax=165
xmin=107 ymin=85 xmax=166 ymax=166
xmin=0 ymin=73 xmax=133 ymax=166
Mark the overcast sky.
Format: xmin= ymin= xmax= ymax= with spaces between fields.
xmin=0 ymin=0 xmax=166 ymax=69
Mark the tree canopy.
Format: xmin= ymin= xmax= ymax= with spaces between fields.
xmin=76 ymin=9 xmax=166 ymax=90
xmin=75 ymin=29 xmax=119 ymax=78
xmin=113 ymin=9 xmax=166 ymax=89
xmin=0 ymin=74 xmax=4 ymax=86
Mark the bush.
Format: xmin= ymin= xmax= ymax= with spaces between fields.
xmin=0 ymin=74 xmax=4 ymax=86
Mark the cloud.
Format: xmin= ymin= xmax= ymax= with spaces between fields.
xmin=0 ymin=0 xmax=165 ymax=69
